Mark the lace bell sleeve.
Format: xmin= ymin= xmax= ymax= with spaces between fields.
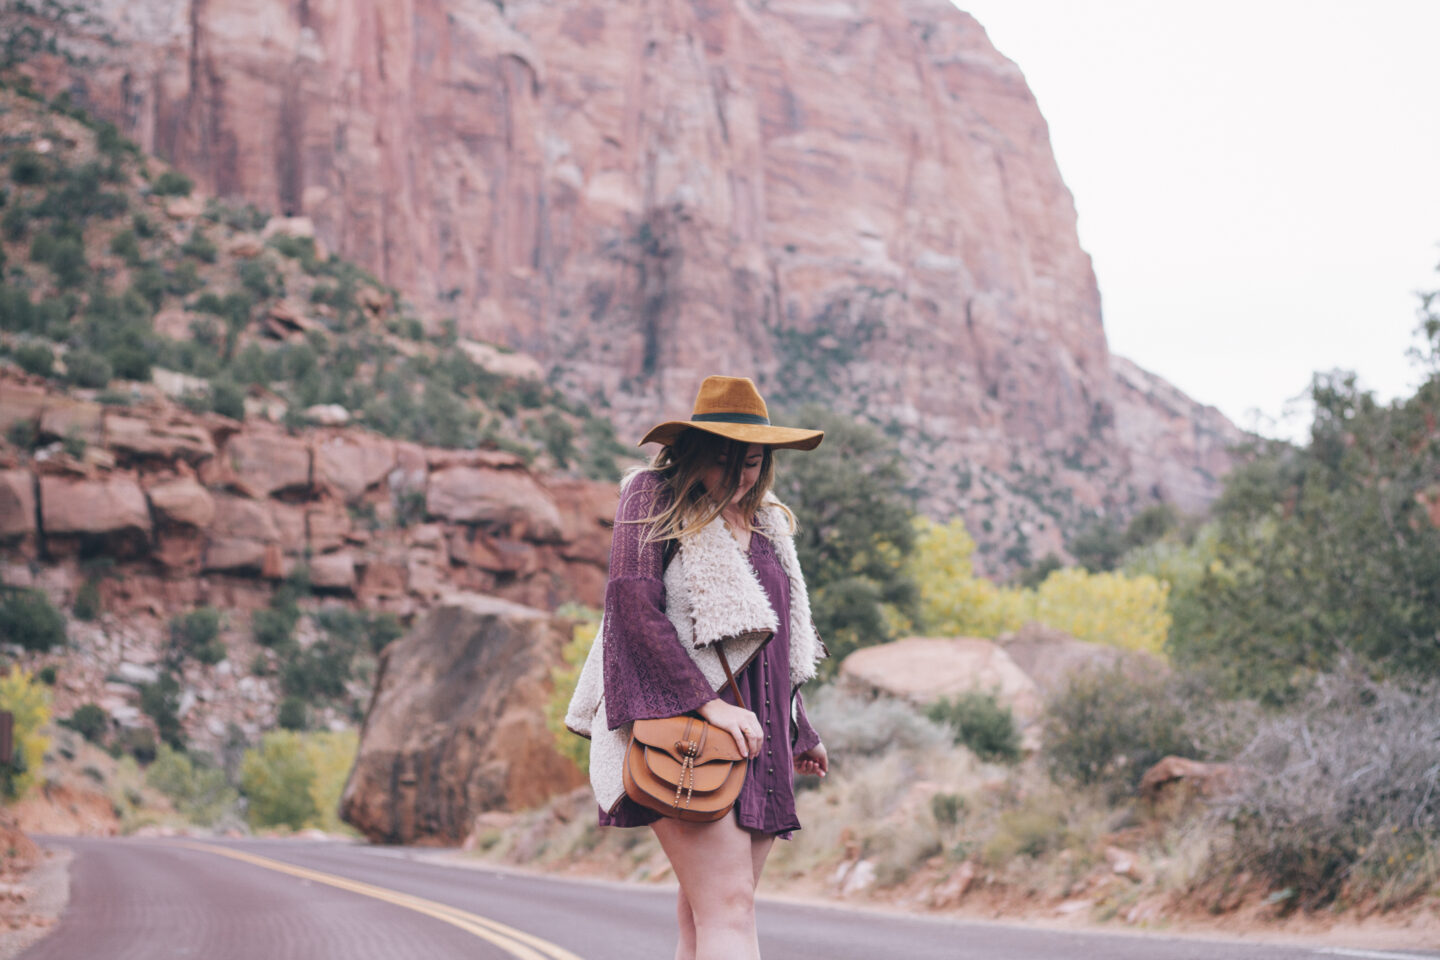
xmin=601 ymin=471 xmax=717 ymax=729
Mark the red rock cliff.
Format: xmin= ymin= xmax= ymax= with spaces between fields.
xmin=20 ymin=0 xmax=1243 ymax=562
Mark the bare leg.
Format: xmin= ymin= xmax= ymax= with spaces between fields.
xmin=652 ymin=815 xmax=761 ymax=960
xmin=750 ymin=832 xmax=775 ymax=888
xmin=674 ymin=886 xmax=696 ymax=960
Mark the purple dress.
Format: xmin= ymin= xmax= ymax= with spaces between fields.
xmin=598 ymin=470 xmax=822 ymax=837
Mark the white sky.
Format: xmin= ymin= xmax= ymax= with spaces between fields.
xmin=957 ymin=0 xmax=1440 ymax=440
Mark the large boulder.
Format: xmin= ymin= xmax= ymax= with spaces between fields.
xmin=426 ymin=467 xmax=563 ymax=541
xmin=839 ymin=636 xmax=1044 ymax=726
xmin=340 ymin=593 xmax=584 ymax=844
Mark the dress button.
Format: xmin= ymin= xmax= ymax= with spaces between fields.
xmin=767 ymin=767 xmax=774 ymax=774
xmin=766 ymin=788 xmax=773 ymax=795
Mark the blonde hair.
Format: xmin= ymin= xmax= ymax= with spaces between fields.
xmin=623 ymin=430 xmax=795 ymax=546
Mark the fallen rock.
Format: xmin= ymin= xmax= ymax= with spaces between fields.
xmin=303 ymin=404 xmax=351 ymax=427
xmin=339 ymin=593 xmax=584 ymax=844
xmin=929 ymin=861 xmax=978 ymax=908
xmin=455 ymin=340 xmax=545 ymax=382
xmin=1139 ymin=756 xmax=1238 ymax=803
xmin=1104 ymin=845 xmax=1147 ymax=883
xmin=839 ymin=636 xmax=1043 ymax=725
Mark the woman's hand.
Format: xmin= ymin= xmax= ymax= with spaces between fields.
xmin=698 ymin=698 xmax=763 ymax=758
xmin=794 ymin=742 xmax=828 ymax=778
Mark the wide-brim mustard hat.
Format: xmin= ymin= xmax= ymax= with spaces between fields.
xmin=639 ymin=376 xmax=824 ymax=451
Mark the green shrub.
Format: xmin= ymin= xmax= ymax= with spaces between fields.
xmin=62 ymin=426 xmax=86 ymax=459
xmin=236 ymin=259 xmax=277 ymax=299
xmin=139 ymin=672 xmax=185 ymax=749
xmin=64 ymin=349 xmax=112 ymax=388
xmin=240 ymin=730 xmax=318 ymax=830
xmin=151 ymin=170 xmax=194 ymax=197
xmin=180 ymin=228 xmax=217 ymax=263
xmin=276 ymin=697 xmax=308 ymax=731
xmin=106 ymin=344 xmax=152 ymax=382
xmin=170 ymin=607 xmax=226 ymax=665
xmin=251 ymin=608 xmax=296 ymax=649
xmin=2 ymin=205 xmax=29 ymax=241
xmin=112 ymin=727 xmax=158 ymax=764
xmin=131 ymin=213 xmax=155 ymax=239
xmin=0 ymin=287 xmax=38 ymax=332
xmin=29 ymin=233 xmax=87 ymax=288
xmin=108 ymin=228 xmax=142 ymax=265
xmin=267 ymin=234 xmax=319 ymax=272
xmin=210 ymin=378 xmax=246 ymax=420
xmin=37 ymin=665 xmax=56 ymax=685
xmin=7 ymin=419 xmax=38 ymax=449
xmin=71 ymin=579 xmax=101 ymax=621
xmin=63 ymin=703 xmax=109 ymax=743
xmin=1041 ymin=666 xmax=1195 ymax=800
xmin=0 ymin=589 xmax=66 ymax=651
xmin=166 ymin=259 xmax=203 ymax=296
xmin=926 ymin=691 xmax=1022 ymax=763
xmin=13 ymin=341 xmax=54 ymax=377
xmin=145 ymin=744 xmax=237 ymax=826
xmin=9 ymin=150 xmax=47 ymax=185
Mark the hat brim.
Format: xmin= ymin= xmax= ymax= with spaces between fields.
xmin=638 ymin=420 xmax=824 ymax=451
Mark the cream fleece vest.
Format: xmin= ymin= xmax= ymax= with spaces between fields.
xmin=564 ymin=484 xmax=825 ymax=814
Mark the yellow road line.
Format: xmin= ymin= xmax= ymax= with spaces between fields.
xmin=177 ymin=841 xmax=584 ymax=960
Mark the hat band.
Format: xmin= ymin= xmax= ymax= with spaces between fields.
xmin=691 ymin=412 xmax=771 ymax=426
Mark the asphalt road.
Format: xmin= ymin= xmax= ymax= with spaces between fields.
xmin=19 ymin=836 xmax=1440 ymax=960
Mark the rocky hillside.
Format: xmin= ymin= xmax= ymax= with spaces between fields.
xmin=0 ymin=83 xmax=616 ymax=762
xmin=0 ymin=0 xmax=1245 ymax=569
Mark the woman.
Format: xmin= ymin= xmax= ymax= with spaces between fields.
xmin=566 ymin=375 xmax=829 ymax=960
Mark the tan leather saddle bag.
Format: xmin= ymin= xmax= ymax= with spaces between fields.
xmin=622 ymin=649 xmax=748 ymax=822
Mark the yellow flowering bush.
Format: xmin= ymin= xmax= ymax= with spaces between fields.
xmin=907 ymin=517 xmax=1171 ymax=656
xmin=0 ymin=665 xmax=52 ymax=799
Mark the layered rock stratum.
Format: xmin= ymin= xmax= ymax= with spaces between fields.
xmin=8 ymin=0 xmax=1245 ymax=565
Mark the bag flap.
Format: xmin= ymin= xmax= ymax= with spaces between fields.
xmin=643 ymin=745 xmax=739 ymax=793
xmin=632 ymin=716 xmax=744 ymax=763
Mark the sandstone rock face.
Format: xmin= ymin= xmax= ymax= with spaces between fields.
xmin=314 ymin=435 xmax=396 ymax=503
xmin=340 ymin=594 xmax=585 ymax=844
xmin=39 ymin=475 xmax=151 ymax=554
xmin=221 ymin=433 xmax=311 ymax=497
xmin=840 ymin=636 xmax=1043 ymax=725
xmin=146 ymin=477 xmax=216 ymax=529
xmin=0 ymin=470 xmax=37 ymax=544
xmin=1109 ymin=357 xmax=1248 ymax=514
xmin=427 ymin=467 xmax=563 ymax=541
xmin=42 ymin=0 xmax=1241 ymax=563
